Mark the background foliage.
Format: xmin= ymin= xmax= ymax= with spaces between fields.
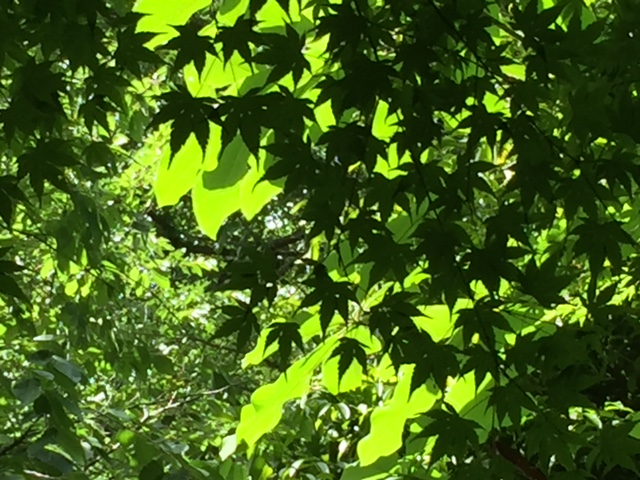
xmin=2 ymin=0 xmax=640 ymax=479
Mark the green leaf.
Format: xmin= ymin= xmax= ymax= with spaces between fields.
xmin=236 ymin=338 xmax=338 ymax=447
xmin=357 ymin=364 xmax=437 ymax=466
xmin=192 ymin=134 xmax=250 ymax=239
xmin=116 ymin=429 xmax=136 ymax=447
xmin=56 ymin=427 xmax=86 ymax=466
xmin=339 ymin=455 xmax=398 ymax=480
xmin=219 ymin=434 xmax=237 ymax=461
xmin=139 ymin=460 xmax=164 ymax=480
xmin=0 ymin=272 xmax=28 ymax=302
xmin=50 ymin=356 xmax=83 ymax=384
xmin=12 ymin=378 xmax=42 ymax=404
xmin=152 ymin=355 xmax=174 ymax=375
xmin=321 ymin=354 xmax=363 ymax=395
xmin=135 ymin=436 xmax=159 ymax=467
xmin=154 ymin=125 xmax=220 ymax=207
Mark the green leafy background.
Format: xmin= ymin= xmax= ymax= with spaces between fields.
xmin=3 ymin=0 xmax=640 ymax=479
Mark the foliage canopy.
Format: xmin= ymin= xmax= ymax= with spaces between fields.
xmin=3 ymin=0 xmax=640 ymax=479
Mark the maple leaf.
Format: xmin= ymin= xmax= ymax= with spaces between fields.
xmin=300 ymin=265 xmax=357 ymax=334
xmin=593 ymin=422 xmax=640 ymax=475
xmin=253 ymin=25 xmax=310 ymax=86
xmin=114 ymin=28 xmax=161 ymax=77
xmin=329 ymin=338 xmax=368 ymax=381
xmin=265 ymin=322 xmax=304 ymax=369
xmin=215 ymin=18 xmax=259 ymax=64
xmin=17 ymin=139 xmax=77 ymax=199
xmin=519 ymin=253 xmax=574 ymax=308
xmin=213 ymin=305 xmax=260 ymax=352
xmin=161 ymin=23 xmax=217 ymax=76
xmin=0 ymin=176 xmax=26 ymax=227
xmin=420 ymin=409 xmax=481 ymax=464
xmin=148 ymin=89 xmax=217 ymax=161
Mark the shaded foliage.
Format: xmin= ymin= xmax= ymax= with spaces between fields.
xmin=3 ymin=0 xmax=640 ymax=479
